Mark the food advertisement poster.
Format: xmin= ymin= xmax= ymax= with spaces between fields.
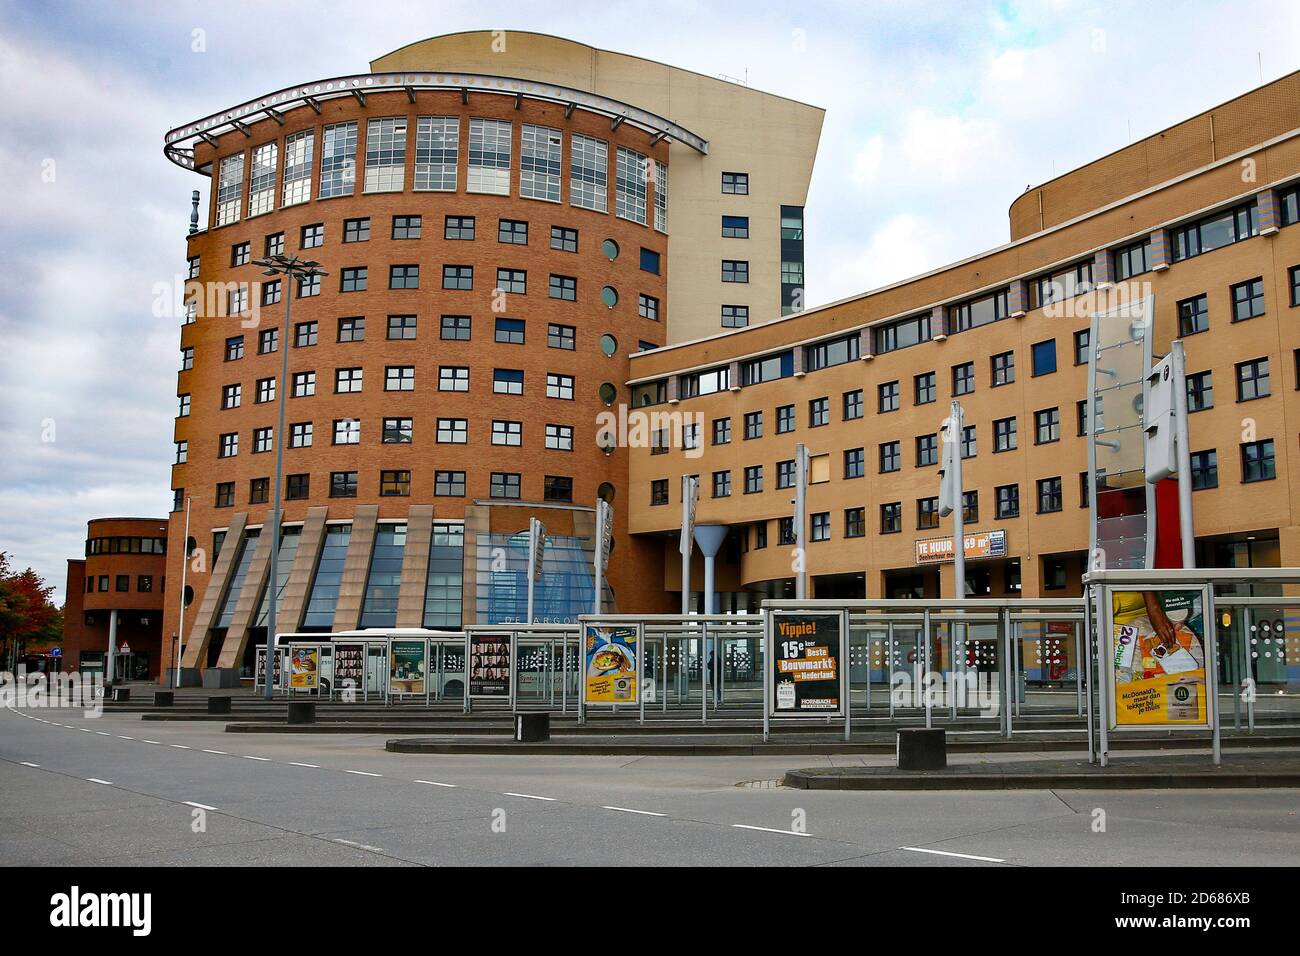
xmin=584 ymin=624 xmax=639 ymax=705
xmin=288 ymin=646 xmax=319 ymax=690
xmin=333 ymin=643 xmax=365 ymax=695
xmin=1109 ymin=588 xmax=1208 ymax=728
xmin=469 ymin=633 xmax=512 ymax=699
xmin=770 ymin=612 xmax=843 ymax=716
xmin=388 ymin=640 xmax=427 ymax=696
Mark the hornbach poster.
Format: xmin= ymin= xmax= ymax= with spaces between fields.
xmin=771 ymin=612 xmax=843 ymax=716
xmin=584 ymin=624 xmax=639 ymax=704
xmin=1110 ymin=588 xmax=1208 ymax=728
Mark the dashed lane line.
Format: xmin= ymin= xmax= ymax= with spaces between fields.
xmin=731 ymin=824 xmax=812 ymax=838
xmin=899 ymin=846 xmax=1006 ymax=863
xmin=502 ymin=792 xmax=557 ymax=801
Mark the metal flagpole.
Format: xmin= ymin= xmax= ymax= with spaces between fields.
xmin=175 ymin=495 xmax=191 ymax=689
xmin=526 ymin=517 xmax=538 ymax=625
xmin=1170 ymin=341 xmax=1196 ymax=569
xmin=680 ymin=475 xmax=696 ymax=616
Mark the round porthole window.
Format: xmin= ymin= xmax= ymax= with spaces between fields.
xmin=599 ymin=382 xmax=618 ymax=406
xmin=599 ymin=334 xmax=618 ymax=357
xmin=598 ymin=482 xmax=616 ymax=502
xmin=602 ymin=239 xmax=620 ymax=260
xmin=601 ymin=286 xmax=618 ymax=308
xmin=183 ymin=585 xmax=195 ymax=608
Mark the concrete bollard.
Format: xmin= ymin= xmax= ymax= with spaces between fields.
xmin=897 ymin=728 xmax=947 ymax=771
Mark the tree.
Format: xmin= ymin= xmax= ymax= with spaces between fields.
xmin=0 ymin=552 xmax=64 ymax=667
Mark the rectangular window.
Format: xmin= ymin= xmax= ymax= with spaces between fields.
xmin=1231 ymin=277 xmax=1266 ymax=321
xmin=340 ymin=266 xmax=367 ymax=292
xmin=218 ymin=433 xmax=238 ymax=458
xmin=436 ymin=418 xmax=467 ymax=444
xmin=914 ymin=372 xmax=936 ymax=405
xmin=712 ymin=470 xmax=731 ymax=498
xmin=495 ymin=368 xmax=525 ymax=395
xmin=330 ymin=472 xmax=358 ymax=499
xmin=544 ymin=476 xmax=573 ymax=503
xmin=640 ymin=248 xmax=661 ymax=275
xmin=1186 ymin=370 xmax=1213 ymax=412
xmin=916 ymin=497 xmax=939 ymax=530
xmin=364 ymin=117 xmax=407 ymax=192
xmin=215 ymin=482 xmax=235 ymax=508
xmin=721 ymin=304 xmax=749 ymax=328
xmin=389 ymin=264 xmax=419 ymax=289
xmin=615 ymin=146 xmax=648 ymax=224
xmin=950 ymin=288 xmax=1010 ymax=329
xmin=380 ymin=470 xmax=411 ymax=497
xmin=845 ymin=508 xmax=865 ymax=539
xmin=248 ymin=478 xmax=268 ymax=505
xmin=442 ymin=265 xmax=472 ymax=290
xmin=333 ymin=419 xmax=360 ymax=445
xmin=843 ymin=389 xmax=863 ymax=420
xmin=805 ymin=334 xmax=860 ymax=371
xmin=335 ymin=367 xmax=362 ymax=393
xmin=301 ymin=222 xmax=323 ymax=248
xmin=1031 ymin=339 xmax=1057 ymax=376
xmin=1029 ymin=263 xmax=1090 ymax=310
xmin=570 ymin=134 xmax=608 ymax=212
xmin=551 ymin=226 xmax=578 ymax=252
xmin=520 ymin=124 xmax=562 ymax=202
xmin=496 ymin=268 xmax=526 ymax=295
xmin=221 ymin=383 xmax=241 ymax=409
xmin=952 ymin=361 xmax=975 ymax=395
xmin=468 ymin=118 xmax=512 ymax=195
xmin=1074 ymin=329 xmax=1090 ymax=366
xmin=549 ymin=274 xmax=576 ymax=300
xmin=880 ymin=502 xmax=902 ymax=534
xmin=1177 ymin=294 xmax=1209 ymax=336
xmin=494 ymin=317 xmax=525 ymax=344
xmin=1037 ymin=477 xmax=1063 ymax=513
xmin=491 ymin=420 xmax=522 ymax=446
xmin=231 ymin=242 xmax=250 ymax=267
xmin=639 ymin=294 xmax=660 ymax=321
xmin=547 ymin=323 xmax=575 ymax=350
xmin=546 ymin=424 xmax=574 ymax=451
xmin=915 ymin=434 xmax=938 ymax=467
xmin=809 ymin=397 xmax=829 ymax=427
xmin=439 ymin=365 xmax=469 ymax=392
xmin=1171 ymin=202 xmax=1257 ymax=261
xmin=320 ymin=121 xmax=358 ymax=198
xmin=878 ymin=381 xmax=899 ymax=413
xmin=996 ymin=484 xmax=1019 ymax=519
xmin=414 ymin=116 xmax=459 ymax=191
xmin=214 ymin=153 xmax=244 ymax=227
xmin=743 ymin=465 xmax=763 ymax=494
xmin=873 ymin=313 xmax=931 ymax=354
xmin=722 ymin=215 xmax=749 ymax=238
xmin=546 ymin=373 xmax=574 ymax=400
xmin=383 ymin=418 xmax=413 ymax=444
xmin=961 ymin=425 xmax=977 ymax=459
xmin=744 ymin=411 xmax=763 ymax=440
xmin=1113 ymin=237 xmax=1151 ymax=280
xmin=385 ymin=366 xmax=415 ymax=391
xmin=490 ymin=472 xmax=521 ymax=500
xmin=712 ymin=418 xmax=731 ymax=445
xmin=1236 ymin=357 xmax=1270 ymax=401
xmin=289 ymin=421 xmax=313 ymax=449
xmin=261 ymin=279 xmax=281 ymax=306
xmin=810 ymin=512 xmax=830 ymax=542
xmin=257 ymin=330 xmax=275 ymax=354
xmin=721 ymin=260 xmax=749 ymax=283
xmin=776 ymin=404 xmax=795 ymax=434
xmin=445 ymin=215 xmax=475 ymax=240
xmin=740 ymin=351 xmax=793 ymax=386
xmin=1190 ymin=450 xmax=1218 ymax=490
xmin=844 ymin=447 xmax=865 ymax=479
xmin=991 ymin=351 xmax=1014 ymax=386
xmin=296 ymin=273 xmax=320 ymax=298
xmin=879 ymin=441 xmax=901 ymax=473
xmin=498 ymin=218 xmax=528 ymax=244
xmin=776 ymin=459 xmax=796 ymax=490
xmin=651 ymin=479 xmax=669 ymax=506
xmin=282 ymin=130 xmax=314 ymax=206
xmin=252 ymin=428 xmax=271 ymax=454
xmin=441 ymin=315 xmax=471 ymax=340
xmin=435 ymin=471 xmax=466 ymax=497
xmin=721 ymin=172 xmax=748 ymax=194
xmin=382 ymin=314 xmax=414 ymax=340
xmin=292 ymin=370 xmax=315 ymax=396
xmin=1241 ymin=439 xmax=1275 ymax=482
xmin=1034 ymin=407 xmax=1060 ymax=444
xmin=1290 ymin=265 xmax=1300 ymax=307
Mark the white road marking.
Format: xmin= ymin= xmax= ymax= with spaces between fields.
xmin=345 ymin=770 xmax=381 ymax=777
xmin=241 ymin=755 xmax=270 ymax=761
xmin=117 ymin=735 xmax=135 ymax=740
xmin=201 ymin=749 xmax=227 ymax=755
xmin=731 ymin=824 xmax=811 ymax=838
xmin=900 ymin=846 xmax=1006 ymax=863
xmin=78 ymin=728 xmax=92 ymax=733
xmin=288 ymin=762 xmax=319 ymax=768
xmin=503 ymin=792 xmax=556 ymax=801
xmin=86 ymin=778 xmax=113 ymax=786
xmin=170 ymin=744 xmax=190 ymax=750
xmin=414 ymin=779 xmax=457 ymax=788
xmin=184 ymin=801 xmax=218 ymax=811
xmin=19 ymin=761 xmax=39 ymax=768
xmin=142 ymin=740 xmax=162 ymax=745
xmin=95 ymin=731 xmax=110 ymax=736
xmin=603 ymin=806 xmax=666 ymax=817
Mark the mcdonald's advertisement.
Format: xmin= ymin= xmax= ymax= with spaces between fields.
xmin=770 ymin=612 xmax=844 ymax=716
xmin=1109 ymin=588 xmax=1208 ymax=728
xmin=584 ymin=624 xmax=638 ymax=704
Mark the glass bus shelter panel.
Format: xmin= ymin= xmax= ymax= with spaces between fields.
xmin=1012 ymin=619 xmax=1084 ymax=716
xmin=1215 ymin=602 xmax=1300 ymax=730
xmin=1093 ymin=422 xmax=1145 ymax=480
xmin=848 ymin=627 xmax=890 ymax=712
xmin=1095 ymin=514 xmax=1149 ymax=570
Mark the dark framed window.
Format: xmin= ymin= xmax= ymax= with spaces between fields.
xmin=301 ymin=223 xmax=323 ymax=248
xmin=995 ymin=484 xmax=1019 ymax=519
xmin=1231 ymin=277 xmax=1265 ymax=321
xmin=778 ymin=518 xmax=795 ymax=546
xmin=343 ymin=217 xmax=370 ymax=242
xmin=1241 ymin=440 xmax=1275 ymax=483
xmin=713 ymin=418 xmax=732 ymax=445
xmin=878 ymin=381 xmax=900 ymax=413
xmin=721 ymin=171 xmax=749 ymax=194
xmin=880 ymin=502 xmax=902 ymax=534
xmin=916 ymin=497 xmax=939 ymax=530
xmin=496 ymin=268 xmax=526 ymax=294
xmin=879 ymin=441 xmax=901 ymax=473
xmin=711 ymin=470 xmax=731 ymax=498
xmin=435 ymin=471 xmax=466 ymax=497
xmin=444 ymin=215 xmax=475 ymax=240
xmin=1177 ymin=294 xmax=1209 ymax=336
xmin=639 ymin=295 xmax=660 ymax=321
xmin=390 ymin=264 xmax=419 ymax=289
xmin=1235 ymin=357 xmax=1269 ymax=401
xmin=844 ymin=447 xmax=864 ymax=479
xmin=294 ymin=321 xmax=318 ymax=347
xmin=495 ymin=317 xmax=525 ymax=344
xmin=1031 ymin=339 xmax=1057 ymax=376
xmin=952 ymin=362 xmax=975 ymax=395
xmin=721 ymin=260 xmax=749 ymax=283
xmin=383 ymin=418 xmax=413 ymax=443
xmin=914 ymin=372 xmax=936 ymax=405
xmin=776 ymin=404 xmax=795 ymax=434
xmin=809 ymin=397 xmax=829 ymax=427
xmin=498 ymin=218 xmax=528 ymax=244
xmin=380 ymin=470 xmax=411 ymax=497
xmin=960 ymin=424 xmax=976 ymax=459
xmin=255 ymin=331 xmax=275 ymax=356
xmin=1290 ymin=265 xmax=1300 ymax=307
xmin=640 ymin=248 xmax=661 ymax=274
xmin=1073 ymin=329 xmax=1090 ymax=366
xmin=1187 ymin=370 xmax=1213 ymax=411
xmin=1170 ymin=202 xmax=1256 ymax=261
xmin=547 ymin=323 xmax=575 ymax=350
xmin=743 ymin=465 xmax=763 ymax=494
xmin=440 ymin=315 xmax=471 ymax=340
xmin=490 ymin=472 xmax=521 ymax=500
xmin=224 ymin=336 xmax=244 ymax=361
xmin=845 ymin=508 xmax=865 ymax=539
xmin=549 ymin=274 xmax=577 ymax=300
xmin=1036 ymin=476 xmax=1063 ymax=513
xmin=285 ymin=473 xmax=309 ymax=500
xmin=810 ymin=512 xmax=830 ymax=542
xmin=915 ymin=434 xmax=938 ymax=467
xmin=330 ymin=471 xmax=358 ymax=498
xmin=1034 ymin=407 xmax=1060 ymax=445
xmin=991 ymin=351 xmax=1014 ymax=386
xmin=340 ymin=267 xmax=367 ymax=292
xmin=776 ymin=459 xmax=796 ymax=489
xmin=843 ymin=389 xmax=863 ymax=420
xmin=544 ymin=476 xmax=573 ymax=502
xmin=249 ymin=477 xmax=269 ymax=504
xmin=721 ymin=304 xmax=749 ymax=328
xmin=265 ymin=233 xmax=284 ymax=257
xmin=442 ymin=265 xmax=472 ymax=290
xmin=382 ymin=315 xmax=414 ymax=340
xmin=550 ymin=226 xmax=577 ymax=252
xmin=1112 ymin=237 xmax=1151 ymax=280
xmin=721 ymin=215 xmax=749 ymax=238
xmin=743 ymin=411 xmax=763 ymax=440
xmin=391 ymin=215 xmax=420 ymax=239
xmin=1190 ymin=450 xmax=1218 ymax=490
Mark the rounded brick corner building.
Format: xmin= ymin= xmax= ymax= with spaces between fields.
xmin=159 ymin=33 xmax=824 ymax=686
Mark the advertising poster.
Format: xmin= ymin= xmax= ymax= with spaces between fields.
xmin=256 ymin=647 xmax=284 ymax=689
xmin=333 ymin=643 xmax=365 ymax=696
xmin=288 ymin=646 xmax=319 ymax=690
xmin=771 ymin=612 xmax=843 ymax=716
xmin=584 ymin=624 xmax=639 ymax=704
xmin=1110 ymin=588 xmax=1208 ymax=728
xmin=389 ymin=640 xmax=427 ymax=696
xmin=469 ymin=633 xmax=512 ymax=699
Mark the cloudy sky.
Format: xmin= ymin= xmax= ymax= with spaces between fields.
xmin=2 ymin=0 xmax=1299 ymax=601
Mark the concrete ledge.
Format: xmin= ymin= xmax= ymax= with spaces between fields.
xmin=781 ymin=768 xmax=1300 ymax=790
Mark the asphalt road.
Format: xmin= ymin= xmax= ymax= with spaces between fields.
xmin=3 ymin=701 xmax=1299 ymax=866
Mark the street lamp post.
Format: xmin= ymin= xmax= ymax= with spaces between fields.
xmin=251 ymin=254 xmax=326 ymax=700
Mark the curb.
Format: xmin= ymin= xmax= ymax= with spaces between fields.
xmin=780 ymin=769 xmax=1300 ymax=790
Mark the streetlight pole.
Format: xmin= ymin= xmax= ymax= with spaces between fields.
xmin=252 ymin=254 xmax=326 ymax=700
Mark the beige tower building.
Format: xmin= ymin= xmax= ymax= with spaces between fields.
xmin=373 ymin=30 xmax=826 ymax=342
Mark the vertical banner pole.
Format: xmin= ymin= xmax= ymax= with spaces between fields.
xmin=762 ymin=609 xmax=771 ymax=742
xmin=1171 ymin=341 xmax=1197 ymax=570
xmin=922 ymin=607 xmax=932 ymax=729
xmin=795 ymin=444 xmax=808 ymax=600
xmin=1098 ymin=587 xmax=1110 ymax=768
xmin=842 ymin=611 xmax=851 ymax=742
xmin=1205 ymin=585 xmax=1222 ymax=766
xmin=526 ymin=517 xmax=537 ymax=626
xmin=175 ymin=495 xmax=191 ymax=689
xmin=1082 ymin=590 xmax=1095 ymax=762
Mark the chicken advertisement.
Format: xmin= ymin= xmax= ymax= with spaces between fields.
xmin=1110 ymin=589 xmax=1208 ymax=727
